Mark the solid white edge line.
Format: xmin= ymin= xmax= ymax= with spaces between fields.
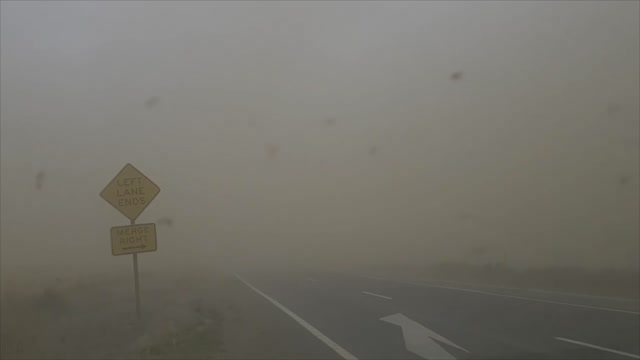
xmin=354 ymin=275 xmax=640 ymax=315
xmin=555 ymin=337 xmax=640 ymax=359
xmin=361 ymin=291 xmax=392 ymax=300
xmin=234 ymin=273 xmax=358 ymax=360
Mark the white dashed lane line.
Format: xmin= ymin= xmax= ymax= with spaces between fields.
xmin=555 ymin=337 xmax=640 ymax=359
xmin=354 ymin=275 xmax=639 ymax=315
xmin=361 ymin=291 xmax=392 ymax=300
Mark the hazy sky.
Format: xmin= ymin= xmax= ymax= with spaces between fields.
xmin=1 ymin=1 xmax=638 ymax=271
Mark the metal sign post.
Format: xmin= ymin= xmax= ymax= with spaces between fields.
xmin=131 ymin=219 xmax=141 ymax=320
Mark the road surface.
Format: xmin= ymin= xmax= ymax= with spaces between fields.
xmin=230 ymin=269 xmax=640 ymax=359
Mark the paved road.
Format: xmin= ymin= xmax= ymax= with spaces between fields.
xmin=232 ymin=269 xmax=640 ymax=360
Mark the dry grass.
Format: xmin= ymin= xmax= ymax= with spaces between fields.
xmin=0 ymin=266 xmax=228 ymax=360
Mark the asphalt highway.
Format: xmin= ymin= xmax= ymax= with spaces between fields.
xmin=232 ymin=269 xmax=640 ymax=359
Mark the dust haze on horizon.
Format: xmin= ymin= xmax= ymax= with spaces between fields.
xmin=1 ymin=1 xmax=638 ymax=276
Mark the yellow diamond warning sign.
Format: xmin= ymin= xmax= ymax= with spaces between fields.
xmin=100 ymin=163 xmax=160 ymax=221
xmin=111 ymin=223 xmax=157 ymax=256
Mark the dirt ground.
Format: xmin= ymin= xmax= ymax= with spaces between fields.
xmin=0 ymin=263 xmax=295 ymax=360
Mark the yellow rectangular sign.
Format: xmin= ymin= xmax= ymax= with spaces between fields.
xmin=110 ymin=223 xmax=157 ymax=256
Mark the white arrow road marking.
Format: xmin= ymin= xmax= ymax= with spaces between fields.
xmin=555 ymin=337 xmax=640 ymax=359
xmin=381 ymin=313 xmax=468 ymax=360
xmin=235 ymin=274 xmax=358 ymax=360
